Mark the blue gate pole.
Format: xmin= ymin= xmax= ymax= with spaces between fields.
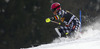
xmin=80 ymin=10 xmax=81 ymax=32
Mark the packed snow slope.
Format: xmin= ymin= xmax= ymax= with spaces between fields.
xmin=22 ymin=20 xmax=100 ymax=49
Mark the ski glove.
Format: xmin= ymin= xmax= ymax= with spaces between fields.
xmin=45 ymin=18 xmax=51 ymax=23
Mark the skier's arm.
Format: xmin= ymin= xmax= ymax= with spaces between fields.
xmin=46 ymin=15 xmax=58 ymax=23
xmin=45 ymin=17 xmax=55 ymax=23
xmin=45 ymin=17 xmax=61 ymax=25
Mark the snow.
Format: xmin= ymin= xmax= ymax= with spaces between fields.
xmin=33 ymin=6 xmax=38 ymax=12
xmin=21 ymin=19 xmax=100 ymax=49
xmin=96 ymin=4 xmax=99 ymax=11
xmin=5 ymin=0 xmax=10 ymax=3
xmin=97 ymin=0 xmax=100 ymax=3
xmin=2 ymin=9 xmax=5 ymax=12
xmin=50 ymin=0 xmax=53 ymax=3
xmin=33 ymin=6 xmax=40 ymax=12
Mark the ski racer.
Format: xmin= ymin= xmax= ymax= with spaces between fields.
xmin=45 ymin=2 xmax=80 ymax=37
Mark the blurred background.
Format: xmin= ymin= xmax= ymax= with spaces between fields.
xmin=0 ymin=0 xmax=100 ymax=49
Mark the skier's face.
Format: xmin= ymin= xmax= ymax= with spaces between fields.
xmin=53 ymin=8 xmax=61 ymax=15
xmin=53 ymin=10 xmax=57 ymax=15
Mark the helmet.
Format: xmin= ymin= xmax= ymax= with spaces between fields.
xmin=51 ymin=2 xmax=61 ymax=12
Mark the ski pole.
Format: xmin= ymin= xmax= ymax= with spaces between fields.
xmin=51 ymin=21 xmax=61 ymax=25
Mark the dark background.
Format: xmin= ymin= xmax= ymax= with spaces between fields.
xmin=0 ymin=0 xmax=100 ymax=49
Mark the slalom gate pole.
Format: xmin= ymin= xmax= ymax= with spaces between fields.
xmin=79 ymin=10 xmax=82 ymax=32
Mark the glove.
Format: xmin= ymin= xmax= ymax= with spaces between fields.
xmin=45 ymin=18 xmax=51 ymax=23
xmin=65 ymin=32 xmax=69 ymax=35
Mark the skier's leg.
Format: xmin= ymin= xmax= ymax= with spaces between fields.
xmin=55 ymin=26 xmax=67 ymax=37
xmin=55 ymin=28 xmax=62 ymax=37
xmin=59 ymin=26 xmax=67 ymax=37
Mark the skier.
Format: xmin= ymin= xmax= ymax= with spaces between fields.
xmin=45 ymin=2 xmax=80 ymax=37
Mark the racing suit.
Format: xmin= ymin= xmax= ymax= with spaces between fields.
xmin=51 ymin=10 xmax=81 ymax=37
